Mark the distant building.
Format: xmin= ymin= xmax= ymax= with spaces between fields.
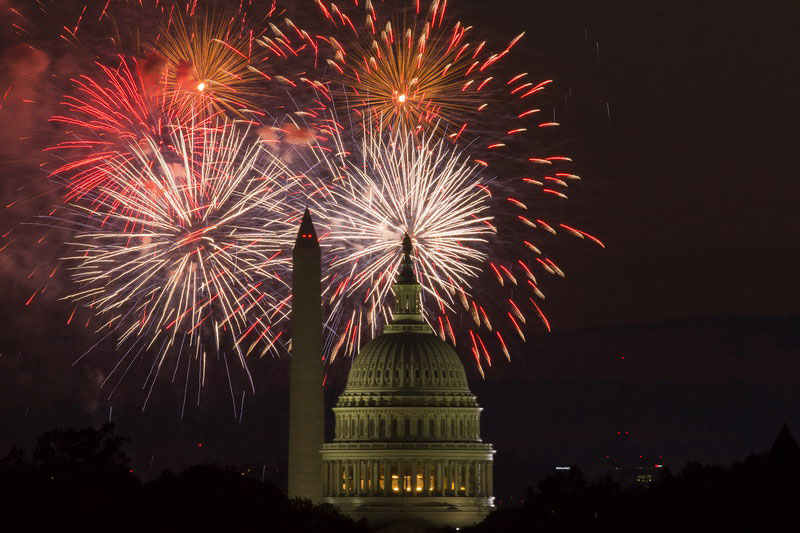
xmin=606 ymin=455 xmax=665 ymax=486
xmin=237 ymin=463 xmax=285 ymax=486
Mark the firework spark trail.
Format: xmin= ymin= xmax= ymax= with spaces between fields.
xmin=149 ymin=1 xmax=326 ymax=120
xmin=301 ymin=116 xmax=495 ymax=364
xmin=48 ymin=56 xmax=215 ymax=202
xmin=309 ymin=0 xmax=604 ymax=371
xmin=315 ymin=0 xmax=525 ymax=134
xmin=60 ymin=119 xmax=300 ymax=408
xmin=2 ymin=1 xmax=334 ymax=409
xmin=152 ymin=6 xmax=268 ymax=116
xmin=0 ymin=0 xmax=605 ymax=403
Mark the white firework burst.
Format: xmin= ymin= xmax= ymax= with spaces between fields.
xmin=63 ymin=120 xmax=300 ymax=409
xmin=312 ymin=122 xmax=495 ymax=360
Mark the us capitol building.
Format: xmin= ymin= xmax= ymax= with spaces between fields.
xmin=288 ymin=212 xmax=495 ymax=531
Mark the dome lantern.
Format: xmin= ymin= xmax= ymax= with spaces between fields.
xmin=385 ymin=233 xmax=431 ymax=335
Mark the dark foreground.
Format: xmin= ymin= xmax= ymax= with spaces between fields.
xmin=1 ymin=424 xmax=798 ymax=532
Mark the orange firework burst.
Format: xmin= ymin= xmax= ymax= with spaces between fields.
xmin=152 ymin=7 xmax=267 ymax=116
xmin=317 ymin=0 xmax=524 ymax=133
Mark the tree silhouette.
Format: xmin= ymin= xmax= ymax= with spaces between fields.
xmin=0 ymin=425 xmax=369 ymax=533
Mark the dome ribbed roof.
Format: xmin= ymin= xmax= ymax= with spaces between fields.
xmin=344 ymin=332 xmax=469 ymax=392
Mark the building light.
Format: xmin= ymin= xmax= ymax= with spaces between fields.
xmin=555 ymin=466 xmax=571 ymax=470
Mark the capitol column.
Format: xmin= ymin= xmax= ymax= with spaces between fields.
xmin=354 ymin=460 xmax=361 ymax=495
xmin=370 ymin=461 xmax=378 ymax=496
xmin=333 ymin=460 xmax=340 ymax=496
xmin=329 ymin=460 xmax=335 ymax=497
xmin=464 ymin=462 xmax=471 ymax=497
xmin=473 ymin=461 xmax=478 ymax=496
xmin=322 ymin=461 xmax=329 ymax=497
xmin=487 ymin=460 xmax=493 ymax=496
xmin=482 ymin=461 xmax=489 ymax=497
xmin=384 ymin=461 xmax=391 ymax=495
xmin=424 ymin=461 xmax=432 ymax=495
xmin=414 ymin=460 xmax=420 ymax=495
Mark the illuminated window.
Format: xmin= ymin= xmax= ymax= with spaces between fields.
xmin=392 ymin=474 xmax=399 ymax=492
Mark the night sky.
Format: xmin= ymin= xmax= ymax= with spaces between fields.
xmin=1 ymin=0 xmax=799 ymax=496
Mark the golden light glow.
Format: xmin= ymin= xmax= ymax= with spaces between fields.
xmin=321 ymin=2 xmax=523 ymax=133
xmin=153 ymin=9 xmax=264 ymax=115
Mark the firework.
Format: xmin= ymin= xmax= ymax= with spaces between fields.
xmin=2 ymin=0 xmax=604 ymax=404
xmin=304 ymin=119 xmax=494 ymax=363
xmin=310 ymin=1 xmax=604 ymax=374
xmin=151 ymin=8 xmax=258 ymax=115
xmin=49 ymin=56 xmax=215 ymax=202
xmin=316 ymin=0 xmax=524 ymax=133
xmin=153 ymin=4 xmax=319 ymax=117
xmin=62 ymin=120 xmax=299 ymax=409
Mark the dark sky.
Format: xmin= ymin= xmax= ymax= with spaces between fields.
xmin=1 ymin=0 xmax=799 ymax=495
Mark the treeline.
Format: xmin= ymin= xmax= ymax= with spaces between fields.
xmin=4 ymin=423 xmax=799 ymax=532
xmin=0 ymin=424 xmax=369 ymax=532
xmin=457 ymin=432 xmax=800 ymax=533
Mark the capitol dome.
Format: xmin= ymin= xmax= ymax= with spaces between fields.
xmin=321 ymin=235 xmax=495 ymax=530
xmin=343 ymin=332 xmax=471 ymax=394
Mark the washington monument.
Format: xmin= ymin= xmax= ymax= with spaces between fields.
xmin=287 ymin=209 xmax=323 ymax=500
